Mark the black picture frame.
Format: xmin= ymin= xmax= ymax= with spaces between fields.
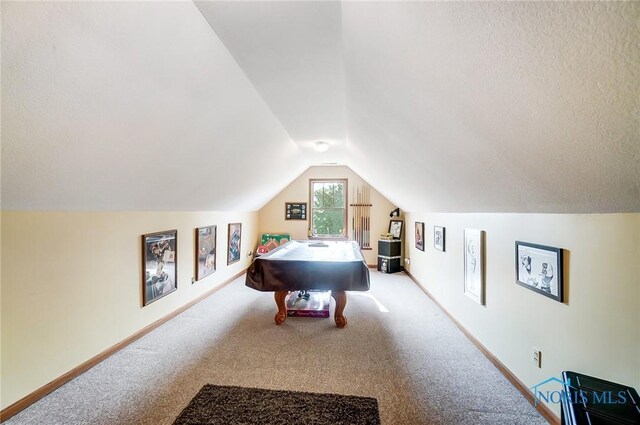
xmin=227 ymin=223 xmax=242 ymax=265
xmin=195 ymin=225 xmax=216 ymax=282
xmin=389 ymin=219 xmax=404 ymax=239
xmin=434 ymin=226 xmax=445 ymax=252
xmin=285 ymin=202 xmax=307 ymax=220
xmin=515 ymin=241 xmax=563 ymax=302
xmin=415 ymin=222 xmax=425 ymax=251
xmin=142 ymin=230 xmax=177 ymax=306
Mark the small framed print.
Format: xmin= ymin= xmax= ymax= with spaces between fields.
xmin=389 ymin=219 xmax=404 ymax=239
xmin=195 ymin=225 xmax=216 ymax=281
xmin=227 ymin=223 xmax=242 ymax=265
xmin=516 ymin=241 xmax=563 ymax=302
xmin=434 ymin=226 xmax=445 ymax=252
xmin=285 ymin=202 xmax=307 ymax=220
xmin=415 ymin=222 xmax=425 ymax=251
xmin=464 ymin=229 xmax=484 ymax=305
xmin=142 ymin=230 xmax=177 ymax=306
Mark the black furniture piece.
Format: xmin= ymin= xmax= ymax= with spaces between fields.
xmin=561 ymin=371 xmax=640 ymax=425
xmin=377 ymin=239 xmax=401 ymax=273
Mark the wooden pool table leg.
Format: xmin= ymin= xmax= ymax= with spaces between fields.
xmin=331 ymin=291 xmax=347 ymax=328
xmin=274 ymin=290 xmax=288 ymax=325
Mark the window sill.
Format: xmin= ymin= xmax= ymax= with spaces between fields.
xmin=309 ymin=236 xmax=349 ymax=241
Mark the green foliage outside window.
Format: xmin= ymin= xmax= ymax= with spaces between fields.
xmin=311 ymin=181 xmax=346 ymax=236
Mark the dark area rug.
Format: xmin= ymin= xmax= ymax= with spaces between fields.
xmin=173 ymin=384 xmax=381 ymax=425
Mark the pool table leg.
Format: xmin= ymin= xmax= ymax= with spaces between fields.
xmin=331 ymin=291 xmax=347 ymax=328
xmin=274 ymin=290 xmax=288 ymax=325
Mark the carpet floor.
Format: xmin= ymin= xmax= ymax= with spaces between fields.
xmin=5 ymin=271 xmax=548 ymax=424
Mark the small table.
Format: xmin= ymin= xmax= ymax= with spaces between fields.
xmin=245 ymin=240 xmax=371 ymax=328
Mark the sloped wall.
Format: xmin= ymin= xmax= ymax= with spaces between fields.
xmin=258 ymin=166 xmax=398 ymax=265
xmin=404 ymin=212 xmax=640 ymax=418
xmin=1 ymin=211 xmax=257 ymax=409
xmin=2 ymin=1 xmax=307 ymax=212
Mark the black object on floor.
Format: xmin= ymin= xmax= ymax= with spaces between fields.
xmin=173 ymin=384 xmax=381 ymax=425
xmin=561 ymin=371 xmax=640 ymax=425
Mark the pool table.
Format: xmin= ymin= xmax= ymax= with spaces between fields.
xmin=245 ymin=240 xmax=371 ymax=328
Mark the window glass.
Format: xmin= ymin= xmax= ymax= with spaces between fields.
xmin=310 ymin=179 xmax=347 ymax=238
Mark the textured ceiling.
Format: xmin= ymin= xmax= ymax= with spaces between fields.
xmin=341 ymin=1 xmax=640 ymax=213
xmin=2 ymin=1 xmax=639 ymax=212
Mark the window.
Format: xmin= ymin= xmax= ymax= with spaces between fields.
xmin=309 ymin=179 xmax=347 ymax=238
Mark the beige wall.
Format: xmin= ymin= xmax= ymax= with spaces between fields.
xmin=404 ymin=212 xmax=640 ymax=418
xmin=0 ymin=211 xmax=258 ymax=409
xmin=258 ymin=166 xmax=398 ymax=265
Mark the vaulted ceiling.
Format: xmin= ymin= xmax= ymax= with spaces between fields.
xmin=2 ymin=1 xmax=639 ymax=213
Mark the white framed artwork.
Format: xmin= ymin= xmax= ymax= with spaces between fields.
xmin=464 ymin=228 xmax=485 ymax=305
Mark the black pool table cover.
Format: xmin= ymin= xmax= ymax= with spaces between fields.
xmin=245 ymin=240 xmax=371 ymax=292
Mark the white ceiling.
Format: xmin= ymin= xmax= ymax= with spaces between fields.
xmin=2 ymin=1 xmax=639 ymax=212
xmin=196 ymin=1 xmax=349 ymax=164
xmin=1 ymin=1 xmax=309 ymax=211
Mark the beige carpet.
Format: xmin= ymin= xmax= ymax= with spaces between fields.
xmin=5 ymin=271 xmax=548 ymax=424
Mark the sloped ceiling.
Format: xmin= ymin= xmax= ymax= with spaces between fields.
xmin=195 ymin=1 xmax=349 ymax=162
xmin=1 ymin=1 xmax=309 ymax=211
xmin=341 ymin=2 xmax=640 ymax=213
xmin=2 ymin=1 xmax=639 ymax=213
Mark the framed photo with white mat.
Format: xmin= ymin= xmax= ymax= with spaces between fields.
xmin=464 ymin=228 xmax=484 ymax=305
xmin=515 ymin=241 xmax=563 ymax=302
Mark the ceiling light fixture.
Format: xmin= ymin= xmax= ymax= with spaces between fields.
xmin=313 ymin=141 xmax=329 ymax=152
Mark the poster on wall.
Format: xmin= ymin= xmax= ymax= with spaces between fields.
xmin=227 ymin=223 xmax=242 ymax=265
xmin=285 ymin=202 xmax=307 ymax=220
xmin=464 ymin=228 xmax=484 ymax=305
xmin=515 ymin=241 xmax=563 ymax=302
xmin=196 ymin=225 xmax=216 ymax=281
xmin=415 ymin=222 xmax=425 ymax=251
xmin=143 ymin=230 xmax=177 ymax=306
xmin=434 ymin=226 xmax=446 ymax=252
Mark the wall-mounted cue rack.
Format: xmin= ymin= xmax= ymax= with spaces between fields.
xmin=350 ymin=185 xmax=372 ymax=250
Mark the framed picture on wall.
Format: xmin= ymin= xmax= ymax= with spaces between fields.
xmin=389 ymin=219 xmax=404 ymax=239
xmin=464 ymin=228 xmax=484 ymax=305
xmin=415 ymin=222 xmax=425 ymax=251
xmin=142 ymin=230 xmax=177 ymax=306
xmin=434 ymin=226 xmax=446 ymax=252
xmin=515 ymin=241 xmax=563 ymax=302
xmin=285 ymin=202 xmax=307 ymax=220
xmin=227 ymin=223 xmax=242 ymax=265
xmin=195 ymin=225 xmax=216 ymax=282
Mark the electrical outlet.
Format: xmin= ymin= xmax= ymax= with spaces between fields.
xmin=533 ymin=347 xmax=542 ymax=368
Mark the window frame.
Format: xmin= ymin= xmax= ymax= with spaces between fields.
xmin=308 ymin=178 xmax=348 ymax=240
